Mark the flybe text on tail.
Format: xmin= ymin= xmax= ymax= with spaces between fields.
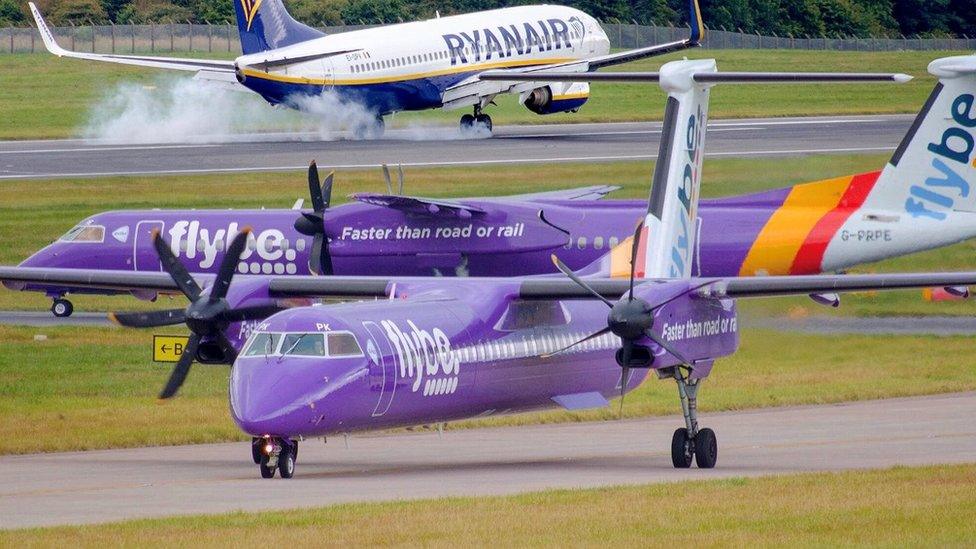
xmin=442 ymin=17 xmax=583 ymax=66
xmin=907 ymin=93 xmax=975 ymax=221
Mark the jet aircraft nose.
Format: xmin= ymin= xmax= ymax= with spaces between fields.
xmin=229 ymin=355 xmax=367 ymax=437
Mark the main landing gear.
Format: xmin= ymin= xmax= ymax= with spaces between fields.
xmin=460 ymin=107 xmax=492 ymax=134
xmin=253 ymin=436 xmax=298 ymax=479
xmin=51 ymin=297 xmax=73 ymax=318
xmin=669 ymin=371 xmax=717 ymax=469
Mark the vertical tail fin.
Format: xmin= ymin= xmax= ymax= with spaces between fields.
xmin=233 ymin=0 xmax=325 ymax=54
xmin=638 ymin=59 xmax=714 ymax=279
xmin=861 ymin=55 xmax=976 ymax=221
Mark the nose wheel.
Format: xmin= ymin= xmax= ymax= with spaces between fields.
xmin=669 ymin=372 xmax=717 ymax=469
xmin=51 ymin=298 xmax=73 ymax=318
xmin=254 ymin=437 xmax=298 ymax=479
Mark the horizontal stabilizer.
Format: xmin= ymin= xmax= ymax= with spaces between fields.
xmin=505 ymin=185 xmax=621 ymax=202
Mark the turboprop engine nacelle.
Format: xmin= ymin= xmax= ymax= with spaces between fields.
xmin=522 ymin=82 xmax=590 ymax=115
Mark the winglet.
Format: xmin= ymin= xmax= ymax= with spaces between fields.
xmin=688 ymin=0 xmax=705 ymax=45
xmin=27 ymin=2 xmax=67 ymax=56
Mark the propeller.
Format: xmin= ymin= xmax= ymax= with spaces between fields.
xmin=547 ymin=221 xmax=694 ymax=416
xmin=381 ymin=163 xmax=405 ymax=195
xmin=110 ymin=228 xmax=283 ymax=399
xmin=293 ymin=161 xmax=334 ymax=276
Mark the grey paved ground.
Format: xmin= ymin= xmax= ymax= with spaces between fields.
xmin=0 ymin=115 xmax=911 ymax=180
xmin=1 ymin=392 xmax=973 ymax=529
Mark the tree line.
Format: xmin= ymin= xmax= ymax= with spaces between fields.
xmin=2 ymin=0 xmax=973 ymax=38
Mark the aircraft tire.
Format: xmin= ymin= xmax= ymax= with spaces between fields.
xmin=279 ymin=445 xmax=296 ymax=479
xmin=475 ymin=114 xmax=493 ymax=133
xmin=459 ymin=114 xmax=475 ymax=130
xmin=251 ymin=438 xmax=262 ymax=464
xmin=259 ymin=457 xmax=276 ymax=478
xmin=51 ymin=298 xmax=73 ymax=318
xmin=694 ymin=428 xmax=718 ymax=469
xmin=671 ymin=428 xmax=693 ymax=468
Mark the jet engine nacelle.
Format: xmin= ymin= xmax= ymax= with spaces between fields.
xmin=521 ymin=82 xmax=590 ymax=115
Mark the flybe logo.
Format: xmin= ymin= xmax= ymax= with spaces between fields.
xmin=442 ymin=19 xmax=575 ymax=66
xmin=381 ymin=319 xmax=459 ymax=396
xmin=906 ymin=93 xmax=976 ymax=221
xmin=670 ymin=103 xmax=705 ymax=277
xmin=239 ymin=0 xmax=262 ymax=31
xmin=167 ymin=221 xmax=299 ymax=274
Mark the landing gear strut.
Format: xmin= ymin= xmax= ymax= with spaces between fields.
xmin=670 ymin=371 xmax=717 ymax=469
xmin=51 ymin=297 xmax=73 ymax=318
xmin=460 ymin=107 xmax=492 ymax=134
xmin=254 ymin=437 xmax=298 ymax=479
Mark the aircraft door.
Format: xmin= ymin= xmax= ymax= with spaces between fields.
xmin=320 ymin=57 xmax=335 ymax=90
xmin=133 ymin=220 xmax=164 ymax=271
xmin=362 ymin=320 xmax=396 ymax=417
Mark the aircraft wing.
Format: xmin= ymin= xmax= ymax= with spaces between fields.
xmin=504 ymin=184 xmax=621 ymax=201
xmin=695 ymin=272 xmax=976 ymax=300
xmin=350 ymin=194 xmax=487 ymax=218
xmin=28 ymin=2 xmax=235 ymax=73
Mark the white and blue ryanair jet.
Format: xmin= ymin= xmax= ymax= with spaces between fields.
xmin=28 ymin=0 xmax=704 ymax=136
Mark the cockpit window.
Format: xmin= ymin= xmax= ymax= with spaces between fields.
xmin=241 ymin=331 xmax=362 ymax=359
xmin=59 ymin=225 xmax=105 ymax=243
xmin=328 ymin=332 xmax=363 ymax=357
xmin=243 ymin=332 xmax=282 ymax=357
xmin=281 ymin=333 xmax=326 ymax=357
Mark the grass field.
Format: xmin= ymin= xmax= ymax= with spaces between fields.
xmin=4 ymin=153 xmax=976 ymax=317
xmin=3 ymin=323 xmax=973 ymax=454
xmin=4 ymin=463 xmax=974 ymax=544
xmin=0 ymin=49 xmax=963 ymax=139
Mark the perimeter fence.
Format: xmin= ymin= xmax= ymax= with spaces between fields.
xmin=1 ymin=22 xmax=974 ymax=54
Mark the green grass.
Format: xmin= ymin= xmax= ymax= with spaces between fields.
xmin=0 ymin=49 xmax=962 ymax=139
xmin=4 ymin=463 xmax=975 ymax=545
xmin=4 ymin=153 xmax=976 ymax=317
xmin=2 ymin=324 xmax=973 ymax=454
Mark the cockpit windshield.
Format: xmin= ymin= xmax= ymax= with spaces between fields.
xmin=59 ymin=224 xmax=105 ymax=243
xmin=241 ymin=331 xmax=363 ymax=359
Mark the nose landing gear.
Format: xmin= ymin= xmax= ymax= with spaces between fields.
xmin=51 ymin=297 xmax=73 ymax=318
xmin=253 ymin=436 xmax=298 ymax=479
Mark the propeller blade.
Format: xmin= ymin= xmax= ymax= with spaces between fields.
xmin=109 ymin=308 xmax=185 ymax=328
xmin=159 ymin=334 xmax=200 ymax=399
xmin=645 ymin=330 xmax=694 ymax=368
xmin=308 ymin=161 xmax=324 ymax=213
xmin=152 ymin=229 xmax=202 ymax=301
xmin=397 ymin=164 xmax=404 ymax=195
xmin=216 ymin=331 xmax=239 ymax=364
xmin=309 ymin=234 xmax=323 ymax=275
xmin=294 ymin=211 xmax=323 ymax=236
xmin=541 ymin=327 xmax=611 ymax=358
xmin=628 ymin=220 xmax=644 ymax=301
xmin=218 ymin=304 xmax=285 ymax=323
xmin=618 ymin=365 xmax=630 ymax=418
xmin=382 ymin=164 xmax=393 ymax=194
xmin=321 ymin=171 xmax=334 ymax=209
xmin=550 ymin=254 xmax=614 ymax=308
xmin=210 ymin=228 xmax=251 ymax=302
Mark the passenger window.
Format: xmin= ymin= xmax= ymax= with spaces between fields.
xmin=577 ymin=237 xmax=587 ymax=250
xmin=594 ymin=237 xmax=604 ymax=250
xmin=609 ymin=237 xmax=619 ymax=248
xmin=327 ymin=332 xmax=363 ymax=357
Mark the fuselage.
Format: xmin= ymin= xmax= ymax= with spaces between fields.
xmin=23 ymin=173 xmax=976 ymax=300
xmin=228 ymin=279 xmax=738 ymax=437
xmin=235 ymin=5 xmax=610 ymax=114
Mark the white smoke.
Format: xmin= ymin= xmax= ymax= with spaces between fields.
xmin=79 ymin=76 xmax=491 ymax=144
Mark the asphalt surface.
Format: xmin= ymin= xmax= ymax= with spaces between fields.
xmin=4 ymin=311 xmax=975 ymax=335
xmin=1 ymin=392 xmax=973 ymax=529
xmin=0 ymin=115 xmax=912 ymax=180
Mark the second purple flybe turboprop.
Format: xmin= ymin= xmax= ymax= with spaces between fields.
xmin=5 ymin=56 xmax=976 ymax=478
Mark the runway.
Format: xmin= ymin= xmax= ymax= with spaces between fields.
xmin=1 ymin=392 xmax=972 ymax=529
xmin=0 ymin=115 xmax=912 ymax=180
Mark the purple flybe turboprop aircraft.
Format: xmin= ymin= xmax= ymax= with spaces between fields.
xmin=5 ymin=55 xmax=976 ymax=478
xmin=19 ymin=55 xmax=976 ymax=319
